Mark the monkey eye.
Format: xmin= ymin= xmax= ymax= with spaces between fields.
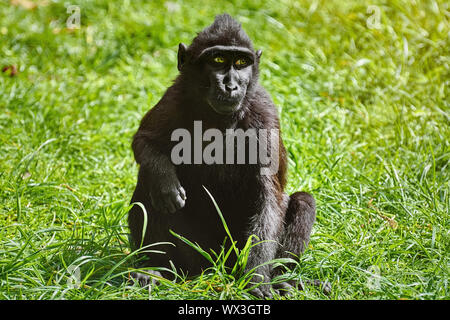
xmin=235 ymin=58 xmax=248 ymax=67
xmin=213 ymin=56 xmax=226 ymax=64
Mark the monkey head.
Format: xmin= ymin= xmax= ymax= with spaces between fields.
xmin=177 ymin=14 xmax=262 ymax=115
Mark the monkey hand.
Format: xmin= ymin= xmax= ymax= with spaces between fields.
xmin=149 ymin=174 xmax=186 ymax=214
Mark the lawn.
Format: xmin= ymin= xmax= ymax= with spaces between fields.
xmin=0 ymin=0 xmax=448 ymax=300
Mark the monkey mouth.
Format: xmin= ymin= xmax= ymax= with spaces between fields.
xmin=207 ymin=98 xmax=242 ymax=115
xmin=206 ymin=94 xmax=243 ymax=115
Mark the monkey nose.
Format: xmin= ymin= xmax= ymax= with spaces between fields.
xmin=225 ymin=84 xmax=238 ymax=92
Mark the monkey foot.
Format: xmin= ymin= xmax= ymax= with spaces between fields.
xmin=129 ymin=269 xmax=163 ymax=287
xmin=248 ymin=286 xmax=273 ymax=299
xmin=274 ymin=280 xmax=332 ymax=296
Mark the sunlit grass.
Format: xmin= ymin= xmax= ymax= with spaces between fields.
xmin=0 ymin=0 xmax=448 ymax=299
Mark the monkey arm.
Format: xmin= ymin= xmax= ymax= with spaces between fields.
xmin=132 ymin=101 xmax=186 ymax=214
xmin=134 ymin=142 xmax=186 ymax=215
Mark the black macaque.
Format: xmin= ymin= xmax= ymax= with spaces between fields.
xmin=128 ymin=14 xmax=326 ymax=298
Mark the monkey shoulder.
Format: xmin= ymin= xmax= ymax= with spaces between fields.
xmin=245 ymin=84 xmax=281 ymax=130
xmin=141 ymin=85 xmax=186 ymax=131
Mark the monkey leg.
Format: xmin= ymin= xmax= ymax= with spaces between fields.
xmin=277 ymin=191 xmax=316 ymax=259
xmin=128 ymin=181 xmax=176 ymax=286
xmin=273 ymin=192 xmax=331 ymax=295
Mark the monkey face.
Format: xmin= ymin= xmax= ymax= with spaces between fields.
xmin=202 ymin=49 xmax=254 ymax=115
xmin=178 ymin=39 xmax=262 ymax=115
xmin=184 ymin=45 xmax=254 ymax=115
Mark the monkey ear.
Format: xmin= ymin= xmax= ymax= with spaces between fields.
xmin=256 ymin=49 xmax=262 ymax=60
xmin=178 ymin=43 xmax=188 ymax=71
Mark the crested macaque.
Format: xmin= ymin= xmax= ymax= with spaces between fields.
xmin=128 ymin=14 xmax=320 ymax=298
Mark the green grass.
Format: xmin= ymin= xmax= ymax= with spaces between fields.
xmin=0 ymin=0 xmax=448 ymax=300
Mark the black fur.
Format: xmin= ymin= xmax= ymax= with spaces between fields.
xmin=128 ymin=14 xmax=318 ymax=298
